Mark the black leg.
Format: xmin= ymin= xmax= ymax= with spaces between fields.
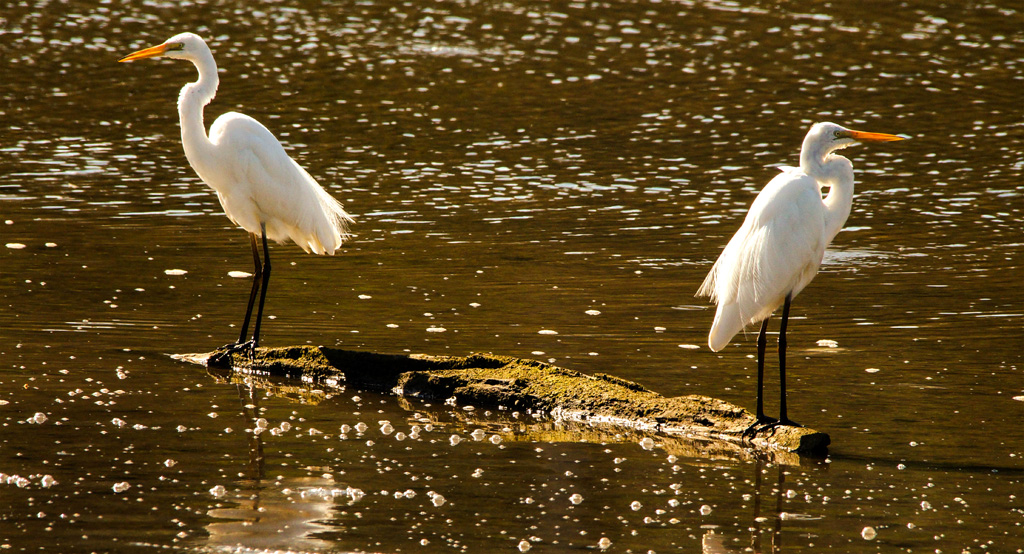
xmin=208 ymin=233 xmax=263 ymax=366
xmin=249 ymin=224 xmax=271 ymax=349
xmin=237 ymin=233 xmax=263 ymax=344
xmin=777 ymin=292 xmax=800 ymax=427
xmin=755 ymin=317 xmax=772 ymax=422
xmin=744 ymin=317 xmax=778 ymax=438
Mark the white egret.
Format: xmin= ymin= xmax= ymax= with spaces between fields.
xmin=696 ymin=122 xmax=905 ymax=428
xmin=120 ymin=32 xmax=353 ymax=356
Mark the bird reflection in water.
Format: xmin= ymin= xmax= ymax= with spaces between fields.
xmin=200 ymin=381 xmax=356 ymax=551
xmin=702 ymin=458 xmax=823 ymax=553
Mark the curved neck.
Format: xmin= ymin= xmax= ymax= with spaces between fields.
xmin=177 ymin=51 xmax=219 ymax=177
xmin=801 ymin=149 xmax=855 ymax=242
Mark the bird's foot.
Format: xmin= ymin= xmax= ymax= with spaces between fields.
xmin=742 ymin=415 xmax=778 ymax=439
xmin=776 ymin=418 xmax=802 ymax=429
xmin=743 ymin=416 xmax=803 ymax=440
xmin=208 ymin=340 xmax=258 ymax=368
xmin=759 ymin=417 xmax=802 ymax=437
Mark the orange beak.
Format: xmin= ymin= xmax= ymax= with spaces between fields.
xmin=846 ymin=129 xmax=908 ymax=142
xmin=118 ymin=43 xmax=172 ymax=63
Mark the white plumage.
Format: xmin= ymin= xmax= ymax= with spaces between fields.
xmin=121 ymin=32 xmax=352 ymax=352
xmin=696 ymin=121 xmax=905 ymax=426
xmin=697 ymin=165 xmax=829 ymax=352
xmin=201 ymin=112 xmax=351 ymax=255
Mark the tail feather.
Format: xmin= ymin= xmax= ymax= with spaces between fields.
xmin=695 ymin=258 xmax=720 ymax=302
xmin=312 ymin=184 xmax=354 ymax=255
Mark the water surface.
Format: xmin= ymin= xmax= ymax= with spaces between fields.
xmin=1 ymin=0 xmax=1022 ymax=552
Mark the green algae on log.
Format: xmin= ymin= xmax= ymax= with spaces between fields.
xmin=174 ymin=345 xmax=830 ymax=457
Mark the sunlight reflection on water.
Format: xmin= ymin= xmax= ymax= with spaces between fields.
xmin=1 ymin=0 xmax=1022 ymax=552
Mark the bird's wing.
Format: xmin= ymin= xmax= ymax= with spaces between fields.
xmin=701 ymin=171 xmax=828 ymax=349
xmin=209 ymin=113 xmax=352 ymax=254
xmin=742 ymin=172 xmax=828 ymax=308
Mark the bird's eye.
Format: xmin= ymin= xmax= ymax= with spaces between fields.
xmin=833 ymin=130 xmax=842 ymax=139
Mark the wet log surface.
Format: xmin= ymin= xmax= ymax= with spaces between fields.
xmin=174 ymin=345 xmax=830 ymax=458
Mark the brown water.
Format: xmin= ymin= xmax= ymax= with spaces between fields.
xmin=2 ymin=0 xmax=1022 ymax=552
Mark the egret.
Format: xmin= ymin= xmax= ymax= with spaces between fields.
xmin=120 ymin=32 xmax=353 ymax=356
xmin=696 ymin=122 xmax=905 ymax=428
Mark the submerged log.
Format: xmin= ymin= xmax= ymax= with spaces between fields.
xmin=174 ymin=345 xmax=830 ymax=457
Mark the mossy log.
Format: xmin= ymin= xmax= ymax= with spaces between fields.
xmin=174 ymin=345 xmax=830 ymax=458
